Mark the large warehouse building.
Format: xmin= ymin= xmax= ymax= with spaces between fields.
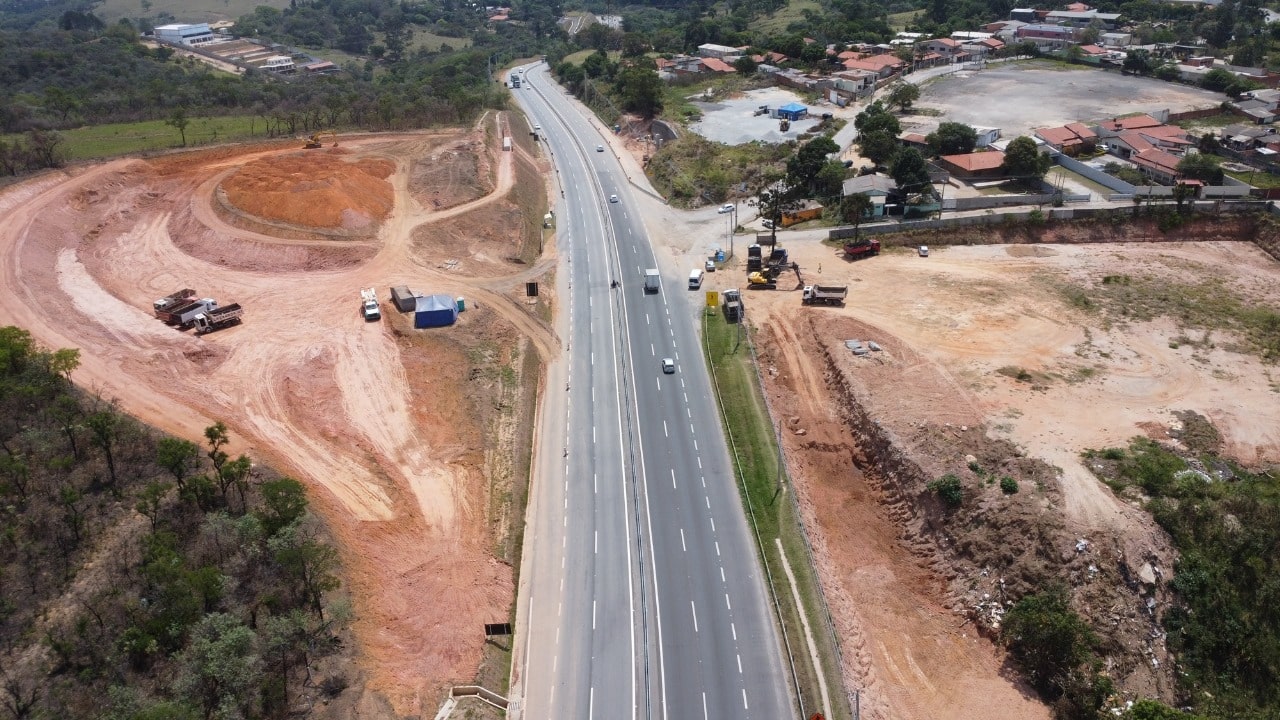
xmin=154 ymin=23 xmax=216 ymax=47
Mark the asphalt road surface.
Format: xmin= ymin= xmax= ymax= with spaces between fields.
xmin=511 ymin=62 xmax=793 ymax=720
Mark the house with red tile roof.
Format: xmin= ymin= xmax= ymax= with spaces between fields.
xmin=1131 ymin=148 xmax=1183 ymax=184
xmin=701 ymin=57 xmax=736 ymax=73
xmin=937 ymin=150 xmax=1007 ymax=178
xmin=1076 ymin=44 xmax=1108 ymax=57
xmin=1034 ymin=122 xmax=1098 ymax=154
xmin=843 ymin=54 xmax=906 ymax=78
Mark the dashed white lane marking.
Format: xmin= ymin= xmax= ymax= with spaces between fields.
xmin=743 ymin=689 xmax=749 ymax=709
xmin=731 ymin=622 xmax=737 ymax=641
xmin=693 ymin=439 xmax=698 ymax=451
xmin=680 ymin=528 xmax=686 ymax=551
xmin=737 ymin=654 xmax=742 ymax=674
xmin=651 ymin=343 xmax=655 ymax=356
xmin=656 ymin=377 xmax=661 ymax=392
xmin=592 ymin=600 xmax=597 ymax=629
xmin=691 ymin=601 xmax=699 ymax=633
xmin=725 ymin=594 xmax=732 ymax=611
xmin=594 ymin=472 xmax=598 ymax=494
xmin=594 ymin=530 xmax=598 ymax=554
xmin=646 ymin=313 xmax=650 ymax=325
xmin=697 ymin=457 xmax=702 ymax=469
xmin=683 ymin=392 xmax=688 ymax=403
xmin=715 ymin=541 xmax=721 ymax=557
xmin=710 ymin=517 xmax=716 ymax=532
xmin=702 ymin=693 xmax=708 ymax=720
xmin=705 ymin=496 xmax=710 ymax=509
xmin=701 ymin=476 xmax=706 ymax=488
xmin=663 ymin=420 xmax=668 ymax=437
xmin=720 ymin=566 xmax=725 ymax=583
xmin=671 ymin=468 xmax=677 ymax=489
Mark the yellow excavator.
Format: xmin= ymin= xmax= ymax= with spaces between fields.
xmin=303 ymin=131 xmax=337 ymax=149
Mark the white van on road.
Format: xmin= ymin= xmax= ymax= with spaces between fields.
xmin=688 ymin=269 xmax=704 ymax=289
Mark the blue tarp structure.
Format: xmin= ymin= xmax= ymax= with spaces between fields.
xmin=778 ymin=102 xmax=808 ymax=121
xmin=414 ymin=294 xmax=458 ymax=328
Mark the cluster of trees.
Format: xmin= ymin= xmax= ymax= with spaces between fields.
xmin=554 ymin=51 xmax=665 ymax=119
xmin=0 ymin=326 xmax=347 ymax=719
xmin=231 ymin=0 xmax=477 ymax=59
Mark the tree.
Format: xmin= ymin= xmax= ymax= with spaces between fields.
xmin=786 ymin=136 xmax=839 ymax=194
xmin=622 ymin=32 xmax=649 ymax=57
xmin=1002 ymin=587 xmax=1096 ymax=699
xmin=165 ymin=107 xmax=191 ymax=147
xmin=1172 ymin=182 xmax=1197 ymax=211
xmin=815 ymin=161 xmax=848 ymax=198
xmin=890 ymin=147 xmax=932 ymax=195
xmin=1200 ymin=67 xmax=1234 ymax=92
xmin=1176 ymin=152 xmax=1224 ymax=183
xmin=1198 ymin=133 xmax=1222 ymax=153
xmin=175 ymin=613 xmax=260 ymax=720
xmin=885 ymin=81 xmax=920 ymax=111
xmin=269 ymin=522 xmax=340 ymax=619
xmin=86 ymin=406 xmax=121 ymax=490
xmin=839 ymin=192 xmax=874 ymax=236
xmin=859 ymin=131 xmax=899 ymax=166
xmin=926 ymin=122 xmax=978 ymax=156
xmin=614 ymin=66 xmax=663 ymax=119
xmin=854 ymin=100 xmax=900 ymax=137
xmin=24 ymin=129 xmax=64 ymax=169
xmin=1001 ymin=136 xmax=1051 ymax=188
xmin=1123 ymin=49 xmax=1151 ymax=75
xmin=734 ymin=55 xmax=758 ymax=75
xmin=156 ymin=438 xmax=200 ymax=491
xmin=754 ymin=175 xmax=801 ymax=243
xmin=258 ymin=477 xmax=309 ymax=537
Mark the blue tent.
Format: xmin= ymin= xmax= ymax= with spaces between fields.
xmin=778 ymin=102 xmax=808 ymax=121
xmin=414 ymin=294 xmax=458 ymax=328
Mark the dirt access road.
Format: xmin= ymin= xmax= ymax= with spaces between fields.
xmin=0 ymin=113 xmax=556 ymax=715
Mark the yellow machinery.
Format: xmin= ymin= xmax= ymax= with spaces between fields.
xmin=303 ymin=131 xmax=337 ymax=149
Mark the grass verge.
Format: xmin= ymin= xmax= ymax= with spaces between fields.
xmin=3 ymin=115 xmax=267 ymax=162
xmin=703 ymin=311 xmax=851 ymax=720
xmin=1226 ymin=169 xmax=1280 ymax=189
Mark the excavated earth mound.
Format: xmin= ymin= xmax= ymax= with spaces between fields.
xmin=221 ymin=149 xmax=395 ymax=231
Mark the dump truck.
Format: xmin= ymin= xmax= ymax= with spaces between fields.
xmin=192 ymin=303 xmax=243 ymax=334
xmin=153 ymin=289 xmax=197 ymax=317
xmin=644 ymin=268 xmax=660 ymax=293
xmin=747 ymin=271 xmax=776 ymax=289
xmin=844 ymin=238 xmax=881 ymax=259
xmin=802 ymin=284 xmax=848 ymax=306
xmin=723 ymin=288 xmax=742 ymax=322
xmin=360 ymin=288 xmax=381 ymax=321
xmin=747 ymin=244 xmax=763 ymax=272
xmin=157 ymin=298 xmax=216 ymax=326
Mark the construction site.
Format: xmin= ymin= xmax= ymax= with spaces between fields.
xmin=0 ymin=112 xmax=553 ymax=715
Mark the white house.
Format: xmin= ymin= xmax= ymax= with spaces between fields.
xmin=154 ymin=23 xmax=215 ymax=47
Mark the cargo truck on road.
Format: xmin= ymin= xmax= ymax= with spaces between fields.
xmin=802 ymin=284 xmax=848 ymax=305
xmin=193 ymin=304 xmax=243 ymax=334
xmin=644 ymin=269 xmax=660 ymax=293
xmin=360 ymin=288 xmax=381 ymax=321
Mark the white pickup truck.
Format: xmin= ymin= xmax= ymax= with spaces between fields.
xmin=360 ymin=288 xmax=381 ymax=321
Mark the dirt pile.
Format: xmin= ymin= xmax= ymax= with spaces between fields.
xmin=221 ymin=150 xmax=395 ymax=231
xmin=409 ymin=137 xmax=492 ymax=210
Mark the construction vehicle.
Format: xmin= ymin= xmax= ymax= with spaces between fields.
xmin=802 ymin=284 xmax=848 ymax=305
xmin=153 ymin=288 xmax=196 ymax=317
xmin=747 ymin=271 xmax=776 ymax=289
xmin=747 ymin=244 xmax=763 ymax=272
xmin=780 ymin=118 xmax=791 ymax=132
xmin=360 ymin=288 xmax=381 ymax=321
xmin=156 ymin=297 xmax=216 ymax=326
xmin=844 ymin=237 xmax=881 ymax=259
xmin=192 ymin=303 xmax=243 ymax=334
xmin=303 ymin=131 xmax=337 ymax=149
xmin=644 ymin=268 xmax=660 ymax=293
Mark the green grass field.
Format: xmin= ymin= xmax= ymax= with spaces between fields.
xmin=1227 ymin=169 xmax=1280 ymax=188
xmin=404 ymin=29 xmax=472 ymax=52
xmin=92 ymin=0 xmax=288 ymax=24
xmin=751 ymin=0 xmax=822 ymax=34
xmin=3 ymin=116 xmax=269 ymax=162
xmin=703 ymin=312 xmax=851 ymax=720
xmin=887 ymin=9 xmax=923 ymax=30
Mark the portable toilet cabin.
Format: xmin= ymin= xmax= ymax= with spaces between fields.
xmin=414 ymin=294 xmax=459 ymax=328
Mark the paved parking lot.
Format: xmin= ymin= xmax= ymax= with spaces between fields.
xmin=906 ymin=61 xmax=1224 ymax=138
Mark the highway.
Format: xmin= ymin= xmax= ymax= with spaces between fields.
xmin=511 ymin=62 xmax=793 ymax=720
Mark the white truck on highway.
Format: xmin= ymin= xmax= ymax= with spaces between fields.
xmin=361 ymin=288 xmax=381 ymax=321
xmin=644 ymin=269 xmax=660 ymax=293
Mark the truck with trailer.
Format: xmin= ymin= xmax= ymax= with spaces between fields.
xmin=644 ymin=269 xmax=660 ymax=293
xmin=157 ymin=298 xmax=215 ymax=326
xmin=360 ymin=288 xmax=381 ymax=321
xmin=802 ymin=284 xmax=848 ymax=306
xmin=153 ymin=289 xmax=196 ymax=318
xmin=193 ymin=304 xmax=243 ymax=334
xmin=723 ymin=288 xmax=742 ymax=322
xmin=509 ymin=72 xmax=521 ymax=88
xmin=747 ymin=244 xmax=763 ymax=272
xmin=844 ymin=238 xmax=881 ymax=259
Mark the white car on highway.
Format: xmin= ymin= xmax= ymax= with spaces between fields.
xmin=661 ymin=358 xmax=675 ymax=374
xmin=609 ymin=194 xmax=619 ymax=203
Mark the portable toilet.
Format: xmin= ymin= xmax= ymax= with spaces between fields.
xmin=456 ymin=296 xmax=466 ymax=312
xmin=414 ymin=294 xmax=458 ymax=328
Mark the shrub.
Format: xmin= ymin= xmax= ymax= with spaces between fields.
xmin=1002 ymin=587 xmax=1096 ymax=699
xmin=927 ymin=474 xmax=963 ymax=508
xmin=1000 ymin=475 xmax=1019 ymax=494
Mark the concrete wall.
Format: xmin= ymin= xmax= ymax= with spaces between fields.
xmin=1052 ymin=152 xmax=1137 ymax=194
xmin=828 ymin=201 xmax=1268 ymax=239
xmin=951 ymin=192 xmax=1089 ymax=210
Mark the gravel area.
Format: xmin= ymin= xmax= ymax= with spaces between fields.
xmin=689 ymin=87 xmax=824 ymax=144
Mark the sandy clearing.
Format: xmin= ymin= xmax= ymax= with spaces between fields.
xmin=0 ymin=119 xmax=551 ymax=711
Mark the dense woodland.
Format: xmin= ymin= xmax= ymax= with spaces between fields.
xmin=0 ymin=326 xmax=348 ymax=719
